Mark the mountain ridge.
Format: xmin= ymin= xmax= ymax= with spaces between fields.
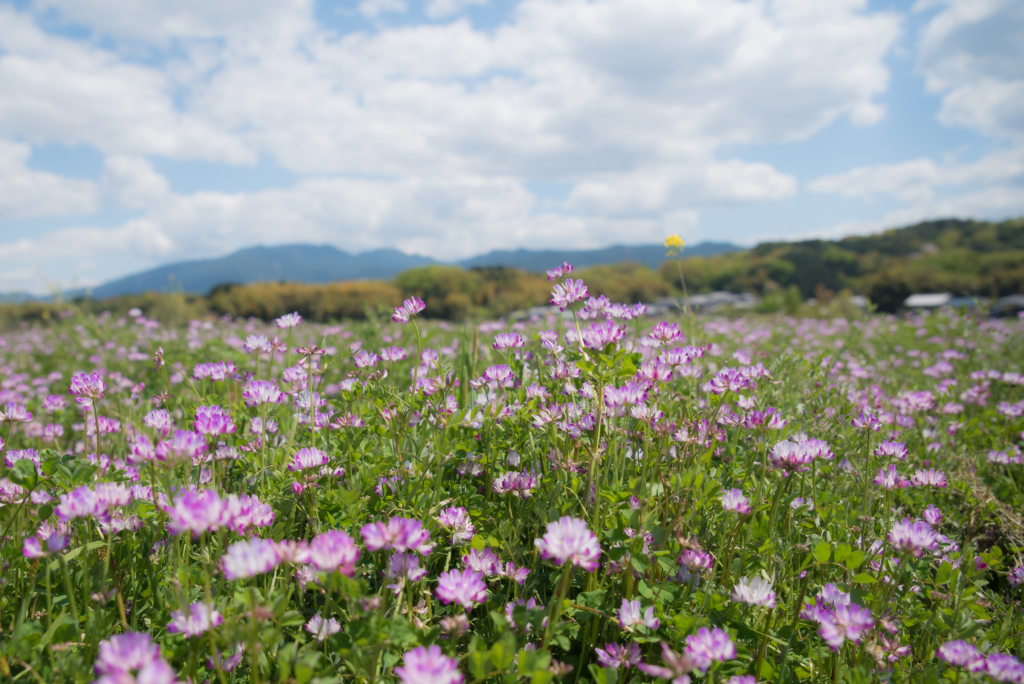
xmin=78 ymin=241 xmax=742 ymax=298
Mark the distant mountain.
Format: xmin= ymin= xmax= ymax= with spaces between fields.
xmin=460 ymin=242 xmax=740 ymax=272
xmin=78 ymin=241 xmax=742 ymax=297
xmin=83 ymin=245 xmax=437 ymax=299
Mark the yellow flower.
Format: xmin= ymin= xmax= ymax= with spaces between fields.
xmin=664 ymin=234 xmax=685 ymax=255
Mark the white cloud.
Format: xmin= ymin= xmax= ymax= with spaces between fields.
xmin=179 ymin=0 xmax=899 ymax=178
xmin=359 ymin=0 xmax=408 ymax=19
xmin=100 ymin=156 xmax=171 ymax=208
xmin=425 ymin=0 xmax=488 ymax=19
xmin=808 ymin=148 xmax=1024 ymax=203
xmin=917 ymin=0 xmax=1024 ymax=139
xmin=567 ymin=161 xmax=797 ymax=217
xmin=29 ymin=0 xmax=311 ymax=46
xmin=0 ymin=7 xmax=253 ymax=162
xmin=0 ymin=140 xmax=98 ymax=218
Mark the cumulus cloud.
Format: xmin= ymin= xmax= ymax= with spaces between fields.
xmin=359 ymin=0 xmax=408 ymax=19
xmin=0 ymin=140 xmax=98 ymax=218
xmin=425 ymin=0 xmax=488 ymax=19
xmin=917 ymin=0 xmax=1024 ymax=139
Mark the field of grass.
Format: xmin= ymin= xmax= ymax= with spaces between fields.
xmin=0 ymin=267 xmax=1022 ymax=684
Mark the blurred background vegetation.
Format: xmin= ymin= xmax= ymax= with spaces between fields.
xmin=2 ymin=217 xmax=1021 ymax=326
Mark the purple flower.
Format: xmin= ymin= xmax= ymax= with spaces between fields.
xmin=922 ymin=504 xmax=944 ymax=526
xmin=873 ymin=465 xmax=911 ymax=489
xmin=618 ymin=599 xmax=659 ymax=631
xmin=167 ymin=603 xmax=222 ymax=637
xmin=546 ymin=261 xmax=574 ymax=281
xmin=684 ymin=627 xmax=736 ymax=672
xmin=161 ymin=488 xmax=223 ymax=537
xmin=678 ymin=549 xmax=713 ymax=572
xmin=638 ymin=641 xmax=696 ymax=684
xmin=874 ymin=441 xmax=908 ymax=460
xmin=936 ymin=640 xmax=986 ymax=671
xmin=649 ymin=322 xmax=684 ymax=344
xmin=144 ymin=408 xmax=174 ymax=436
xmin=731 ymin=576 xmax=776 ymax=608
xmin=289 ymin=447 xmax=330 ymax=472
xmin=1009 ymin=566 xmax=1024 ymax=587
xmin=5 ymin=448 xmax=40 ymax=471
xmin=595 ymin=642 xmax=641 ymax=669
xmin=436 ymin=507 xmax=474 ymax=545
xmin=276 ymin=312 xmax=302 ymax=328
xmin=703 ymin=368 xmax=751 ymax=395
xmin=580 ymin=320 xmax=626 ymax=349
xmin=159 ymin=429 xmax=208 ymax=463
xmin=1 ymin=403 xmax=32 ymax=422
xmin=242 ymin=380 xmax=284 ymax=406
xmin=395 ymin=645 xmax=464 ymax=684
xmin=910 ymin=468 xmax=947 ymax=487
xmin=386 ymin=552 xmax=428 ymax=590
xmin=816 ymin=603 xmax=874 ymax=650
xmin=535 ymin=517 xmax=601 ymax=572
xmin=492 ymin=471 xmax=538 ymax=498
xmin=194 ymin=405 xmax=236 ymax=436
xmin=309 ymin=530 xmax=360 ymax=575
xmin=392 ymin=297 xmax=426 ymax=324
xmin=493 ymin=333 xmax=525 ymax=350
xmin=244 ymin=334 xmax=271 ymax=353
xmin=550 ymin=278 xmax=589 ymax=310
xmin=887 ymin=518 xmax=940 ymax=557
xmin=481 ymin=364 xmax=515 ymax=387
xmin=462 ymin=548 xmax=502 ymax=576
xmin=69 ymin=371 xmax=105 ymax=402
xmin=768 ymin=440 xmax=814 ymax=474
xmin=193 ymin=361 xmax=236 ymax=381
xmin=23 ymin=533 xmax=68 ymax=558
xmin=986 ymin=653 xmax=1024 ymax=682
xmin=721 ymin=488 xmax=750 ymax=515
xmin=57 ymin=486 xmax=101 ymax=521
xmin=435 ymin=568 xmax=488 ymax=609
xmin=94 ymin=632 xmax=176 ymax=684
xmin=361 ymin=517 xmax=433 ymax=555
xmin=222 ymin=538 xmax=281 ymax=580
xmin=380 ymin=346 xmax=408 ymax=362
xmin=305 ymin=614 xmax=342 ymax=642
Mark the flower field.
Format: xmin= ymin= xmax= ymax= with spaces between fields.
xmin=1 ymin=265 xmax=1023 ymax=684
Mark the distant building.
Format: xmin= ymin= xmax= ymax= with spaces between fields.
xmin=903 ymin=293 xmax=952 ymax=310
xmin=657 ymin=292 xmax=759 ymax=313
xmin=990 ymin=295 xmax=1024 ymax=318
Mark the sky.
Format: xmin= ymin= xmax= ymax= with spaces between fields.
xmin=0 ymin=0 xmax=1022 ymax=294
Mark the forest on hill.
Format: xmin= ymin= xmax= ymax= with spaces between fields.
xmin=3 ymin=217 xmax=1022 ymax=324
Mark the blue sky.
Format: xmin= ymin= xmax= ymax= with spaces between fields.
xmin=0 ymin=0 xmax=1022 ymax=294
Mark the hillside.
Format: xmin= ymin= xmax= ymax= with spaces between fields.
xmin=665 ymin=218 xmax=1024 ymax=312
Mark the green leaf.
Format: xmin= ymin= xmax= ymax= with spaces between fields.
xmin=588 ymin=664 xmax=617 ymax=684
xmin=38 ymin=610 xmax=66 ymax=649
xmin=853 ymin=573 xmax=877 ymax=584
xmin=834 ymin=543 xmax=852 ymax=563
xmin=531 ymin=671 xmax=554 ymax=684
xmin=277 ymin=642 xmax=297 ymax=682
xmin=9 ymin=459 xmax=38 ymax=488
xmin=48 ymin=540 xmax=107 ymax=572
xmin=845 ymin=550 xmax=867 ymax=571
xmin=490 ymin=633 xmax=517 ymax=670
xmin=935 ymin=562 xmax=954 ymax=586
xmin=813 ymin=541 xmax=831 ymax=563
xmin=469 ymin=652 xmax=493 ymax=680
xmin=279 ymin=611 xmax=306 ymax=627
xmin=37 ymin=504 xmax=53 ymax=521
